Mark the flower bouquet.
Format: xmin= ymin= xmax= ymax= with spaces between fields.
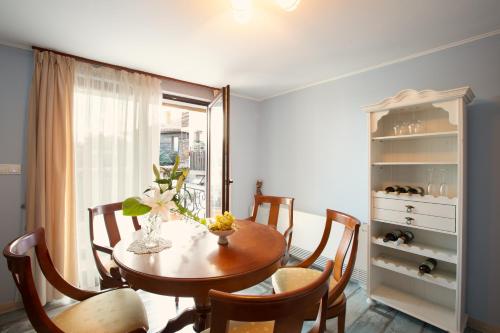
xmin=122 ymin=157 xmax=206 ymax=250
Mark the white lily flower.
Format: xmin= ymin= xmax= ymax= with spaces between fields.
xmin=142 ymin=188 xmax=177 ymax=221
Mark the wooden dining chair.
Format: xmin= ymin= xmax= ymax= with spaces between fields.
xmin=89 ymin=202 xmax=181 ymax=306
xmin=202 ymin=260 xmax=334 ymax=333
xmin=248 ymin=195 xmax=294 ymax=264
xmin=3 ymin=227 xmax=148 ymax=333
xmin=88 ymin=202 xmax=141 ymax=290
xmin=88 ymin=202 xmax=179 ymax=308
xmin=271 ymin=209 xmax=360 ymax=333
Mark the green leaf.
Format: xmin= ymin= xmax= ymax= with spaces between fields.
xmin=171 ymin=155 xmax=179 ymax=178
xmin=153 ymin=164 xmax=160 ymax=180
xmin=122 ymin=197 xmax=151 ymax=216
xmin=155 ymin=179 xmax=170 ymax=184
xmin=176 ymin=175 xmax=185 ymax=192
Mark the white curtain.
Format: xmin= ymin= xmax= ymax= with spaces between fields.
xmin=73 ymin=62 xmax=161 ymax=288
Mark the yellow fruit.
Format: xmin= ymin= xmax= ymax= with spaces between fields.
xmin=209 ymin=211 xmax=235 ymax=231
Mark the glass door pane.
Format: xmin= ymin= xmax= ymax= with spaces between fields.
xmin=207 ymin=86 xmax=230 ymax=217
xmin=159 ymin=104 xmax=208 ymax=218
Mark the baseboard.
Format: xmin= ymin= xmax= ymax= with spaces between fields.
xmin=468 ymin=317 xmax=500 ymax=333
xmin=0 ymin=301 xmax=23 ymax=315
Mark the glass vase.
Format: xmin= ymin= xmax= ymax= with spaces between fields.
xmin=143 ymin=213 xmax=161 ymax=248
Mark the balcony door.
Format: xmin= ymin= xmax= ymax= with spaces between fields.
xmin=207 ymin=86 xmax=230 ymax=217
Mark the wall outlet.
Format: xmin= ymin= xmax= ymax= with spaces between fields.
xmin=0 ymin=164 xmax=21 ymax=175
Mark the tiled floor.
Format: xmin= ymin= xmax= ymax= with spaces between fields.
xmin=0 ymin=279 xmax=482 ymax=333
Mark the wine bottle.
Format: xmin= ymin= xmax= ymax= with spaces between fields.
xmin=383 ymin=230 xmax=403 ymax=242
xmin=384 ymin=185 xmax=400 ymax=193
xmin=384 ymin=186 xmax=396 ymax=193
xmin=398 ymin=186 xmax=411 ymax=194
xmin=419 ymin=258 xmax=437 ymax=274
xmin=407 ymin=187 xmax=418 ymax=195
xmin=395 ymin=231 xmax=414 ymax=245
xmin=415 ymin=186 xmax=425 ymax=196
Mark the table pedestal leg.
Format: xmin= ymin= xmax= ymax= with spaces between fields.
xmin=161 ymin=307 xmax=196 ymax=333
xmin=160 ymin=297 xmax=211 ymax=333
xmin=193 ymin=297 xmax=211 ymax=332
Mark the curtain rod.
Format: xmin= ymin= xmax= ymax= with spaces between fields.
xmin=32 ymin=46 xmax=220 ymax=91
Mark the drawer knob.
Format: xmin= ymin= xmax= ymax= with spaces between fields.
xmin=405 ymin=205 xmax=415 ymax=213
xmin=405 ymin=217 xmax=414 ymax=225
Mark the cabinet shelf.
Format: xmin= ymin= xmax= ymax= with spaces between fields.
xmin=371 ymin=236 xmax=457 ymax=264
xmin=372 ymin=191 xmax=457 ymax=204
xmin=371 ymin=285 xmax=455 ymax=332
xmin=371 ymin=162 xmax=457 ymax=166
xmin=372 ymin=254 xmax=456 ymax=289
xmin=372 ymin=131 xmax=458 ymax=141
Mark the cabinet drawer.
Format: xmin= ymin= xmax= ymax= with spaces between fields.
xmin=373 ymin=208 xmax=456 ymax=233
xmin=373 ymin=197 xmax=455 ymax=219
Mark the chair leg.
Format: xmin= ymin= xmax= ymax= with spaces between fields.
xmin=175 ymin=296 xmax=179 ymax=309
xmin=338 ymin=305 xmax=346 ymax=333
xmin=100 ymin=278 xmax=113 ymax=290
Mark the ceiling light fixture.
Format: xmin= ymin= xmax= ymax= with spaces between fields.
xmin=231 ymin=0 xmax=301 ymax=23
xmin=275 ymin=0 xmax=301 ymax=12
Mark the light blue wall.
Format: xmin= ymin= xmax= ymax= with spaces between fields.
xmin=0 ymin=45 xmax=32 ymax=305
xmin=230 ymin=95 xmax=260 ymax=218
xmin=0 ymin=34 xmax=499 ymax=326
xmin=258 ymin=34 xmax=500 ymax=326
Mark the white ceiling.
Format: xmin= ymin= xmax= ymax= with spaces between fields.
xmin=1 ymin=0 xmax=499 ymax=100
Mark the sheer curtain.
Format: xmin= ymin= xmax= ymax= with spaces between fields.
xmin=73 ymin=62 xmax=161 ymax=288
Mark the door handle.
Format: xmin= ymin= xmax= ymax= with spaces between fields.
xmin=227 ymin=179 xmax=234 ymax=185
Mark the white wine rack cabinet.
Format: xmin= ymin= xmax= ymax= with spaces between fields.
xmin=364 ymin=87 xmax=474 ymax=333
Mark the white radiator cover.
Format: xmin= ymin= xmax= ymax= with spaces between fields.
xmin=252 ymin=205 xmax=368 ymax=286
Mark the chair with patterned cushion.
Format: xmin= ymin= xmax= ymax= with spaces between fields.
xmin=89 ymin=202 xmax=181 ymax=307
xmin=248 ymin=195 xmax=294 ymax=264
xmin=271 ymin=209 xmax=360 ymax=333
xmin=89 ymin=202 xmax=141 ymax=290
xmin=202 ymin=260 xmax=333 ymax=333
xmin=3 ymin=227 xmax=148 ymax=333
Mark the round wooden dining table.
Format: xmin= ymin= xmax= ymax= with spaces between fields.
xmin=113 ymin=219 xmax=286 ymax=333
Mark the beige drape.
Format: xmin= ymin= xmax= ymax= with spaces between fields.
xmin=26 ymin=50 xmax=77 ymax=303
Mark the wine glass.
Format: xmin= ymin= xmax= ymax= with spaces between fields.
xmin=408 ymin=122 xmax=416 ymax=134
xmin=393 ymin=122 xmax=400 ymax=136
xmin=426 ymin=168 xmax=434 ymax=196
xmin=439 ymin=168 xmax=448 ymax=197
xmin=399 ymin=122 xmax=409 ymax=135
xmin=414 ymin=120 xmax=425 ymax=134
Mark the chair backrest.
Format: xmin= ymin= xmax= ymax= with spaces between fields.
xmin=250 ymin=195 xmax=294 ymax=230
xmin=208 ymin=260 xmax=333 ymax=333
xmin=88 ymin=202 xmax=140 ymax=247
xmin=328 ymin=210 xmax=360 ymax=283
xmin=3 ymin=228 xmax=97 ymax=333
xmin=88 ymin=202 xmax=141 ymax=282
xmin=304 ymin=209 xmax=360 ymax=303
